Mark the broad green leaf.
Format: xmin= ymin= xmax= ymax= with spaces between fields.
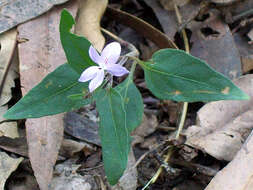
xmin=141 ymin=49 xmax=249 ymax=102
xmin=4 ymin=64 xmax=90 ymax=119
xmin=60 ymin=9 xmax=95 ymax=74
xmin=94 ymin=88 xmax=130 ymax=185
xmin=115 ymin=76 xmax=144 ymax=133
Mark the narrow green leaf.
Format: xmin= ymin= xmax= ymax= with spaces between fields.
xmin=115 ymin=76 xmax=144 ymax=133
xmin=4 ymin=64 xmax=90 ymax=119
xmin=94 ymin=88 xmax=130 ymax=185
xmin=141 ymin=49 xmax=249 ymax=102
xmin=60 ymin=10 xmax=95 ymax=74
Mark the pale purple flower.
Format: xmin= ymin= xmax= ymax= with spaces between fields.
xmin=78 ymin=42 xmax=129 ymax=92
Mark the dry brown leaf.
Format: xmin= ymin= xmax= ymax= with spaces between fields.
xmin=0 ymin=28 xmax=17 ymax=105
xmin=0 ymin=106 xmax=19 ymax=138
xmin=190 ymin=10 xmax=241 ymax=79
xmin=185 ymin=74 xmax=253 ymax=161
xmin=204 ymin=130 xmax=253 ymax=190
xmin=17 ymin=2 xmax=78 ymax=190
xmin=132 ymin=113 xmax=158 ymax=145
xmin=75 ymin=0 xmax=108 ymax=52
xmin=0 ymin=0 xmax=70 ymax=34
xmin=0 ymin=151 xmax=23 ymax=190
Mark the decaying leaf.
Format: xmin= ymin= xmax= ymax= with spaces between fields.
xmin=132 ymin=113 xmax=158 ymax=145
xmin=17 ymin=2 xmax=78 ymax=190
xmin=0 ymin=28 xmax=17 ymax=105
xmin=144 ymin=0 xmax=201 ymax=39
xmin=205 ymin=130 xmax=253 ymax=190
xmin=0 ymin=151 xmax=23 ymax=190
xmin=185 ymin=74 xmax=253 ymax=161
xmin=50 ymin=161 xmax=98 ymax=190
xmin=64 ymin=112 xmax=101 ymax=146
xmin=190 ymin=10 xmax=242 ymax=79
xmin=0 ymin=0 xmax=71 ymax=34
xmin=0 ymin=28 xmax=19 ymax=138
xmin=75 ymin=0 xmax=108 ymax=52
xmin=0 ymin=106 xmax=19 ymax=138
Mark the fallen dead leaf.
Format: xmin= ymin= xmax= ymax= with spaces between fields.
xmin=204 ymin=130 xmax=253 ymax=190
xmin=17 ymin=2 xmax=78 ymax=190
xmin=132 ymin=113 xmax=158 ymax=145
xmin=0 ymin=151 xmax=23 ymax=190
xmin=144 ymin=0 xmax=201 ymax=40
xmin=0 ymin=28 xmax=17 ymax=105
xmin=185 ymin=74 xmax=253 ymax=161
xmin=75 ymin=0 xmax=108 ymax=52
xmin=190 ymin=10 xmax=241 ymax=79
xmin=0 ymin=106 xmax=19 ymax=138
xmin=50 ymin=160 xmax=99 ymax=190
xmin=64 ymin=112 xmax=101 ymax=146
xmin=0 ymin=0 xmax=70 ymax=34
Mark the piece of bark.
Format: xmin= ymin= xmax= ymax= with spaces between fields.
xmin=17 ymin=2 xmax=78 ymax=190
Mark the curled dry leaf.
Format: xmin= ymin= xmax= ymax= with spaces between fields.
xmin=0 ymin=0 xmax=70 ymax=34
xmin=0 ymin=28 xmax=17 ymax=105
xmin=185 ymin=74 xmax=253 ymax=161
xmin=75 ymin=0 xmax=108 ymax=52
xmin=0 ymin=151 xmax=23 ymax=190
xmin=205 ymin=130 xmax=253 ymax=190
xmin=17 ymin=2 xmax=78 ymax=190
xmin=0 ymin=29 xmax=19 ymax=138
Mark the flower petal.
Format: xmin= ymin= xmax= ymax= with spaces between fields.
xmin=78 ymin=66 xmax=99 ymax=82
xmin=106 ymin=64 xmax=129 ymax=77
xmin=89 ymin=69 xmax=104 ymax=92
xmin=101 ymin=42 xmax=121 ymax=65
xmin=89 ymin=45 xmax=102 ymax=65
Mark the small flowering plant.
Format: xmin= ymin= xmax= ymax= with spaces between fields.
xmin=4 ymin=10 xmax=249 ymax=185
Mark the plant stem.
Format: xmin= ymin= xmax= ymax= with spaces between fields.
xmin=142 ymin=3 xmax=190 ymax=189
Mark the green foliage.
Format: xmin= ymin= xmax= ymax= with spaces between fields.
xmin=141 ymin=49 xmax=249 ymax=102
xmin=60 ymin=9 xmax=95 ymax=74
xmin=94 ymin=88 xmax=130 ymax=185
xmin=115 ymin=75 xmax=144 ymax=133
xmin=4 ymin=64 xmax=90 ymax=119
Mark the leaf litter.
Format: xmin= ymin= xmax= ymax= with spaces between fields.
xmin=1 ymin=0 xmax=253 ymax=190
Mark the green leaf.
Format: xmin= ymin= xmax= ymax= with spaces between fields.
xmin=94 ymin=88 xmax=130 ymax=185
xmin=115 ymin=76 xmax=144 ymax=133
xmin=141 ymin=49 xmax=249 ymax=102
xmin=60 ymin=9 xmax=95 ymax=74
xmin=4 ymin=64 xmax=90 ymax=119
